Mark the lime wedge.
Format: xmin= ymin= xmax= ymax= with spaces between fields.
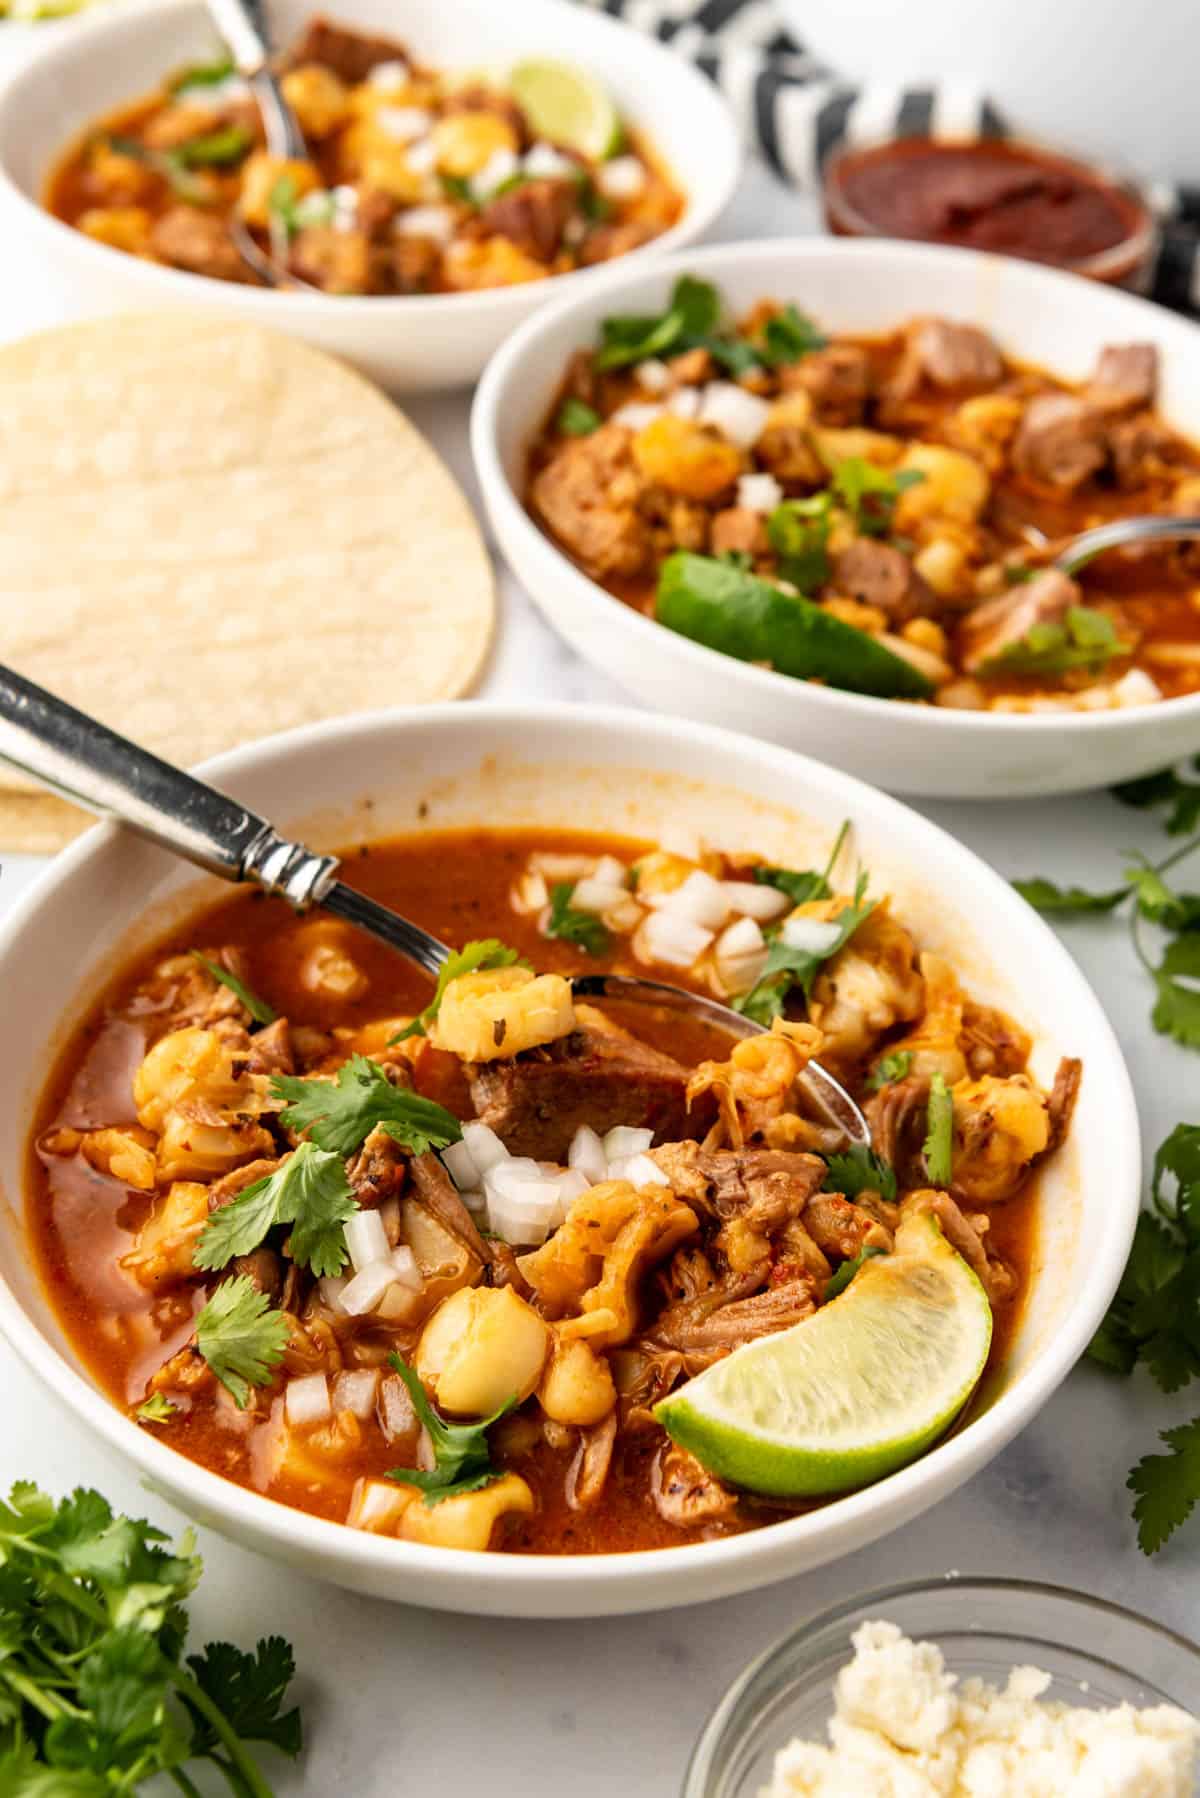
xmin=655 ymin=1213 xmax=992 ymax=1497
xmin=508 ymin=59 xmax=623 ymax=161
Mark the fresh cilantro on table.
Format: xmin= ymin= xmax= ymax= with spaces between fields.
xmin=866 ymin=1050 xmax=914 ymax=1091
xmin=1113 ymin=755 xmax=1200 ymax=836
xmin=544 ymin=882 xmax=610 ymax=957
xmin=734 ymin=871 xmax=872 ymax=1027
xmin=828 ymin=457 xmax=924 ymax=538
xmin=821 ymin=1143 xmax=897 ymax=1202
xmin=825 ymin=1243 xmax=888 ymax=1300
xmin=194 ymin=1274 xmax=290 ymax=1408
xmin=385 ymin=1355 xmax=512 ymax=1504
xmin=191 ymin=952 xmax=276 ymax=1025
xmin=556 ymin=397 xmax=602 ymax=436
xmin=1010 ymin=876 xmax=1128 ymax=915
xmin=391 ymin=939 xmax=530 ymax=1043
xmin=922 ymin=1072 xmax=954 ymax=1187
xmin=766 ymin=494 xmax=832 ymax=592
xmin=271 ymin=1054 xmax=461 ymax=1157
xmin=194 ymin=1144 xmax=359 ymax=1279
xmin=977 ymin=605 xmax=1127 ymax=680
xmin=1129 ymin=1419 xmax=1200 ymax=1555
xmin=0 ymin=1480 xmax=301 ymax=1792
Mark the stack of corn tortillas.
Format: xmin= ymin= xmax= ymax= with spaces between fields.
xmin=0 ymin=314 xmax=495 ymax=851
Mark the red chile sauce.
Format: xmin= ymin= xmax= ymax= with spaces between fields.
xmin=826 ymin=138 xmax=1147 ymax=272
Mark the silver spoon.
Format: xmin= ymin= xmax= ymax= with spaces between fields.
xmin=1055 ymin=514 xmax=1200 ymax=574
xmin=204 ymin=0 xmax=321 ymax=288
xmin=0 ymin=665 xmax=868 ymax=1146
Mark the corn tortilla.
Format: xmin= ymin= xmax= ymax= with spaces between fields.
xmin=0 ymin=313 xmax=494 ymax=851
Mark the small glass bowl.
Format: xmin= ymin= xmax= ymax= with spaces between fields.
xmin=685 ymin=1577 xmax=1200 ymax=1798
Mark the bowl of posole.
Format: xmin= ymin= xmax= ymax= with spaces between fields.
xmin=0 ymin=703 xmax=1138 ymax=1616
xmin=686 ymin=1577 xmax=1200 ymax=1797
xmin=472 ymin=236 xmax=1200 ymax=798
xmin=0 ymin=0 xmax=739 ymax=392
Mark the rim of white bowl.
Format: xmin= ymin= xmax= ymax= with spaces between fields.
xmin=0 ymin=702 xmax=1140 ymax=1605
xmin=471 ymin=234 xmax=1200 ymax=736
xmin=0 ymin=0 xmax=741 ymax=322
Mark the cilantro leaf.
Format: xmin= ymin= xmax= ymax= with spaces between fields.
xmin=751 ymin=823 xmax=849 ymax=910
xmin=1129 ymin=1418 xmax=1200 ymax=1553
xmin=734 ymin=875 xmax=872 ymax=1027
xmin=828 ymin=457 xmax=924 ymax=537
xmin=135 ymin=1393 xmax=177 ymax=1426
xmin=1113 ymin=756 xmax=1200 ymax=836
xmin=186 ymin=1636 xmax=302 ymax=1758
xmin=766 ymin=494 xmax=832 ymax=592
xmin=1150 ymin=932 xmax=1200 ymax=1049
xmin=594 ymin=274 xmax=721 ymax=370
xmin=821 ymin=1144 xmax=897 ymax=1201
xmin=108 ymin=134 xmax=214 ymax=205
xmin=922 ymin=1072 xmax=954 ymax=1187
xmin=759 ymin=303 xmax=826 ymax=366
xmin=385 ymin=1355 xmax=513 ymax=1504
xmin=190 ymin=951 xmax=276 ymax=1025
xmin=544 ymin=882 xmax=610 ymax=958
xmin=825 ymin=1244 xmax=887 ymax=1299
xmin=194 ymin=1274 xmax=289 ymax=1407
xmin=556 ymin=397 xmax=602 ymax=436
xmin=1011 ymin=876 xmax=1127 ymax=915
xmin=168 ymin=53 xmax=234 ymax=91
xmin=391 ymin=938 xmax=529 ymax=1043
xmin=1152 ymin=1123 xmax=1200 ymax=1242
xmin=977 ymin=605 xmax=1127 ymax=679
xmin=271 ymin=1054 xmax=462 ymax=1158
xmin=866 ymin=1050 xmax=913 ymax=1091
xmin=175 ymin=123 xmax=251 ymax=167
xmin=193 ymin=1142 xmax=359 ymax=1278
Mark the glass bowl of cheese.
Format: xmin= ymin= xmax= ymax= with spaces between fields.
xmin=686 ymin=1577 xmax=1200 ymax=1797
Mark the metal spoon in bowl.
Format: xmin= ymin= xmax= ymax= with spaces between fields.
xmin=0 ymin=665 xmax=869 ymax=1146
xmin=1054 ymin=513 xmax=1200 ymax=573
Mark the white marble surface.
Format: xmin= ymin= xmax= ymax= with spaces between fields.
xmin=2 ymin=140 xmax=1199 ymax=1798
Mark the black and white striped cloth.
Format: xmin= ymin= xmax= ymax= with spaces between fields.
xmin=578 ymin=0 xmax=1200 ymax=316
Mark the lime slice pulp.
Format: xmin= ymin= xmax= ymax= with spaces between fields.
xmin=655 ymin=1213 xmax=993 ymax=1498
xmin=508 ymin=59 xmax=623 ymax=161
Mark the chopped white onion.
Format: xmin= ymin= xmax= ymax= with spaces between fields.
xmin=389 ymin=1245 xmax=423 ymax=1291
xmin=715 ymin=951 xmax=768 ymax=997
xmin=779 ymin=915 xmax=844 ymax=956
xmin=511 ymin=870 xmax=550 ymax=914
xmin=717 ymin=915 xmax=765 ymax=959
xmin=459 ymin=1188 xmax=487 ymax=1217
xmin=319 ymin=1274 xmax=348 ymax=1314
xmin=551 ymin=1168 xmax=590 ymax=1222
xmin=405 ymin=137 xmax=438 ymax=176
xmin=650 ymin=869 xmax=730 ymax=931
xmin=609 ymin=1152 xmax=669 ymax=1187
xmin=637 ymin=907 xmax=715 ymax=969
xmin=330 ymin=185 xmax=359 ymax=231
xmin=570 ymin=876 xmax=629 ymax=914
xmin=634 ymin=358 xmax=671 ymax=394
xmin=524 ymin=141 xmax=578 ymax=179
xmin=345 ymin=1209 xmax=390 ymax=1275
xmin=486 ymin=1189 xmax=561 ymax=1247
xmin=597 ymin=154 xmax=646 ymax=199
xmin=568 ymin=1124 xmax=608 ymax=1186
xmin=462 ymin=1120 xmax=510 ymax=1175
xmin=368 ymin=58 xmax=411 ymax=89
xmin=529 ymin=852 xmax=597 ymax=880
xmin=593 ymin=854 xmax=628 ymax=887
xmin=1113 ymin=668 xmax=1162 ymax=708
xmin=603 ymin=1126 xmax=654 ymax=1159
xmin=394 ymin=203 xmax=456 ymax=242
xmin=611 ymin=401 xmax=665 ymax=432
xmin=485 ymin=1158 xmax=562 ymax=1204
xmin=376 ymin=1281 xmax=423 ymax=1323
xmin=721 ymin=879 xmax=791 ymax=922
xmin=668 ymin=386 xmax=701 ymax=420
xmin=376 ymin=105 xmax=431 ymax=142
xmin=715 ymin=916 xmax=768 ymax=995
xmin=606 ymin=898 xmax=644 ymax=933
xmin=737 ymin=471 xmax=784 ymax=513
xmin=698 ymin=382 xmax=772 ymax=449
xmin=174 ymin=73 xmax=251 ymax=107
xmin=470 ymin=146 xmax=520 ymax=199
xmin=333 ymin=1369 xmax=379 ymax=1419
xmin=441 ymin=1137 xmax=480 ymax=1192
xmin=340 ymin=1259 xmax=399 ymax=1317
xmin=285 ymin=1373 xmax=330 ymax=1428
xmin=415 ymin=1426 xmax=436 ymax=1473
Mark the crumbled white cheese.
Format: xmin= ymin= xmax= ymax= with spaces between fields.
xmin=375 ymin=105 xmax=432 ymax=142
xmin=470 ymin=146 xmax=520 ymax=200
xmin=597 ymin=154 xmax=646 ymax=199
xmin=524 ymin=141 xmax=578 ymax=180
xmin=1112 ymin=667 xmax=1163 ymax=708
xmin=368 ymin=59 xmax=410 ymax=90
xmin=764 ymin=1621 xmax=1199 ymax=1798
xmin=698 ymin=380 xmax=771 ymax=448
xmin=405 ymin=138 xmax=438 ymax=176
xmin=737 ymin=471 xmax=783 ymax=513
xmin=394 ymin=204 xmax=456 ymax=243
xmin=610 ymin=401 xmax=664 ymax=432
xmin=634 ymin=357 xmax=672 ymax=394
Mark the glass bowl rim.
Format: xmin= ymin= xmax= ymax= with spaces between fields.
xmin=685 ymin=1573 xmax=1200 ymax=1798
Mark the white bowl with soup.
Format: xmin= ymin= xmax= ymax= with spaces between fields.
xmin=472 ymin=238 xmax=1200 ymax=798
xmin=0 ymin=0 xmax=739 ymax=391
xmin=0 ymin=703 xmax=1137 ymax=1616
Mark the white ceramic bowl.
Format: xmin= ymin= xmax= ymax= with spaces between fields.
xmin=0 ymin=703 xmax=1138 ymax=1617
xmin=0 ymin=0 xmax=739 ymax=392
xmin=472 ymin=237 xmax=1200 ymax=799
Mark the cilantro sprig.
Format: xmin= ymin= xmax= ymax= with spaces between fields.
xmin=1088 ymin=1124 xmax=1200 ymax=1551
xmin=821 ymin=1143 xmax=897 ymax=1202
xmin=391 ymin=939 xmax=529 ymax=1044
xmin=734 ymin=870 xmax=873 ymax=1028
xmin=825 ymin=1243 xmax=888 ymax=1299
xmin=1115 ymin=756 xmax=1200 ymax=836
xmin=593 ymin=276 xmax=823 ymax=376
xmin=193 ymin=1144 xmax=358 ymax=1280
xmin=544 ymin=882 xmax=610 ymax=958
xmin=766 ymin=494 xmax=832 ymax=593
xmin=0 ymin=1480 xmax=301 ymax=1792
xmin=191 ymin=952 xmax=276 ymax=1025
xmin=108 ymin=134 xmax=216 ymax=205
xmin=977 ymin=604 xmax=1127 ymax=680
xmin=866 ymin=1050 xmax=914 ymax=1091
xmin=829 ymin=457 xmax=924 ymax=539
xmin=194 ymin=1274 xmax=290 ymax=1407
xmin=556 ymin=397 xmax=602 ymax=436
xmin=385 ymin=1355 xmax=512 ymax=1505
xmin=271 ymin=1054 xmax=461 ymax=1157
xmin=922 ymin=1072 xmax=954 ymax=1187
xmin=750 ymin=821 xmax=850 ymax=909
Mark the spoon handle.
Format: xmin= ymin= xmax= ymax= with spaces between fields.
xmin=0 ymin=663 xmax=337 ymax=907
xmin=205 ymin=0 xmax=307 ymax=158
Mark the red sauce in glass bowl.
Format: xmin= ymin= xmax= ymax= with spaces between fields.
xmin=824 ymin=138 xmax=1154 ymax=285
